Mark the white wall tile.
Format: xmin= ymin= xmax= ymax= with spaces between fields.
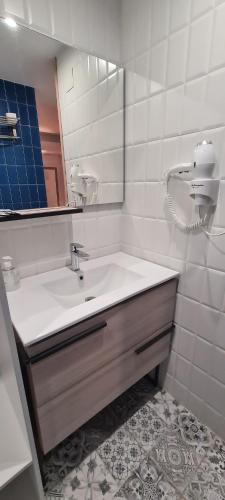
xmin=146 ymin=141 xmax=162 ymax=181
xmin=191 ymin=0 xmax=214 ymax=19
xmin=172 ymin=379 xmax=189 ymax=406
xmin=151 ymin=0 xmax=170 ymax=45
xmin=162 ymin=137 xmax=179 ymax=171
xmin=190 ymin=366 xmax=208 ymax=401
xmin=204 ymin=405 xmax=225 ymax=440
xmin=172 ymin=326 xmax=195 ymax=361
xmin=187 ymin=231 xmax=209 ymax=266
xmin=143 ymin=182 xmax=165 ymax=219
xmin=176 ymin=355 xmax=191 ymax=387
xmin=182 ymin=77 xmax=206 ymax=133
xmin=165 ymin=86 xmax=184 ymax=137
xmin=187 ymin=392 xmax=205 ymax=421
xmin=205 ymin=69 xmax=225 ymax=130
xmin=134 ymin=0 xmax=151 ymax=56
xmin=167 ymin=29 xmax=188 ymax=88
xmin=121 ymin=0 xmax=136 ymax=62
xmin=170 ymin=224 xmax=188 ymax=260
xmin=104 ymin=0 xmax=121 ymax=62
xmin=134 ymin=53 xmax=149 ymax=102
xmin=193 ymin=336 xmax=212 ymax=373
xmin=126 ymin=144 xmax=147 ymax=182
xmin=201 ymin=268 xmax=225 ymax=310
xmin=70 ymin=0 xmax=89 ymax=53
xmin=148 ymin=94 xmax=165 ymax=140
xmin=175 ymin=295 xmax=220 ymax=343
xmin=3 ymin=0 xmax=27 ymax=20
xmin=170 ymin=0 xmax=191 ymax=32
xmin=207 ymin=231 xmax=225 ymax=271
xmin=187 ymin=13 xmax=213 ymax=80
xmin=214 ymin=182 xmax=225 ymax=226
xmin=205 ymin=376 xmax=225 ymax=415
xmin=210 ymin=4 xmax=225 ymax=70
xmin=27 ymin=0 xmax=52 ymax=33
xmin=179 ymin=263 xmax=205 ymax=301
xmin=216 ymin=313 xmax=225 ymax=350
xmin=211 ymin=346 xmax=225 ymax=384
xmin=121 ymin=0 xmax=225 ymax=434
xmin=50 ymin=0 xmax=72 ymax=44
xmin=150 ymin=41 xmax=167 ymax=95
xmin=133 ymin=101 xmax=148 ymax=143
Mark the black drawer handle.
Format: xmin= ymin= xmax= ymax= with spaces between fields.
xmin=30 ymin=320 xmax=107 ymax=364
xmin=135 ymin=326 xmax=173 ymax=355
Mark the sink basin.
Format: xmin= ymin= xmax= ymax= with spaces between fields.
xmin=43 ymin=263 xmax=142 ymax=309
xmin=7 ymin=252 xmax=179 ymax=346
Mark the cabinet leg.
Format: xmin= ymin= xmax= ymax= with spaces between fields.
xmin=154 ymin=365 xmax=160 ymax=387
xmin=147 ymin=364 xmax=160 ymax=388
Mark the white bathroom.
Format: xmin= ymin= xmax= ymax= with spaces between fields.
xmin=0 ymin=1 xmax=225 ymax=499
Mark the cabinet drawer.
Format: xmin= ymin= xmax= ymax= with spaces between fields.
xmin=29 ymin=280 xmax=177 ymax=407
xmin=36 ymin=329 xmax=172 ymax=453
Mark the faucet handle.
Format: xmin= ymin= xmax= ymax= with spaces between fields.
xmin=77 ymin=250 xmax=89 ymax=260
xmin=70 ymin=242 xmax=84 ymax=251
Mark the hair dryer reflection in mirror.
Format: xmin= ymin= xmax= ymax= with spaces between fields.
xmin=69 ymin=163 xmax=98 ymax=207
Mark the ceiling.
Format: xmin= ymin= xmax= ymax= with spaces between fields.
xmin=0 ymin=20 xmax=65 ymax=106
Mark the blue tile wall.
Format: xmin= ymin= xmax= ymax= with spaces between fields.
xmin=0 ymin=79 xmax=47 ymax=210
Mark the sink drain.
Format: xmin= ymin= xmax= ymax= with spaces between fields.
xmin=85 ymin=296 xmax=96 ymax=302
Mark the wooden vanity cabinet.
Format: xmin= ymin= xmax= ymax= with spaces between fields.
xmin=19 ymin=279 xmax=177 ymax=454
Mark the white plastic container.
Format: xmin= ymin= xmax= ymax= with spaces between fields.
xmin=1 ymin=256 xmax=20 ymax=291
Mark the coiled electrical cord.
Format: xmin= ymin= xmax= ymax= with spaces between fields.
xmin=164 ymin=164 xmax=225 ymax=236
xmin=164 ymin=163 xmax=207 ymax=233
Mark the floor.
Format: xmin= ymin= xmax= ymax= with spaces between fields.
xmin=44 ymin=377 xmax=225 ymax=499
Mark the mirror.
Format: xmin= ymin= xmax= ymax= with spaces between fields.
xmin=0 ymin=19 xmax=124 ymax=216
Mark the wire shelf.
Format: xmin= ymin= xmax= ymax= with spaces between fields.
xmin=0 ymin=135 xmax=20 ymax=140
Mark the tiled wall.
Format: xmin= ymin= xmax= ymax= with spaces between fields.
xmin=57 ymin=48 xmax=124 ymax=205
xmin=0 ymin=0 xmax=121 ymax=64
xmin=0 ymin=79 xmax=47 ymax=210
xmin=121 ymin=0 xmax=225 ymax=437
xmin=0 ymin=0 xmax=122 ymax=273
xmin=0 ymin=210 xmax=121 ymax=278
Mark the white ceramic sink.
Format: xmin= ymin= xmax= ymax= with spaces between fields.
xmin=7 ymin=252 xmax=179 ymax=346
xmin=44 ymin=263 xmax=142 ymax=309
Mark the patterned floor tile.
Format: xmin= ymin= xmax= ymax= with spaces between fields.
xmin=43 ymin=427 xmax=108 ymax=493
xmin=98 ymin=425 xmax=145 ymax=484
xmin=213 ymin=436 xmax=225 ymax=458
xmin=43 ymin=382 xmax=225 ymax=500
xmin=45 ymin=489 xmax=65 ymax=500
xmin=61 ymin=452 xmax=121 ymax=499
xmin=117 ymin=455 xmax=180 ymax=499
xmin=176 ymin=411 xmax=214 ymax=451
xmin=125 ymin=401 xmax=167 ymax=451
xmin=183 ymin=448 xmax=225 ymax=500
xmin=150 ymin=429 xmax=205 ymax=492
xmin=150 ymin=390 xmax=183 ymax=426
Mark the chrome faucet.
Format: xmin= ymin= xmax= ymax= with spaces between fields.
xmin=70 ymin=243 xmax=89 ymax=275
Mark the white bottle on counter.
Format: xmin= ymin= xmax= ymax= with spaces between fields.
xmin=1 ymin=256 xmax=20 ymax=291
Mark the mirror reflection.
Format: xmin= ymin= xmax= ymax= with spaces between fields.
xmin=0 ymin=20 xmax=124 ymax=214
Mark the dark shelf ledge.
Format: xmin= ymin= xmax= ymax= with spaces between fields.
xmin=0 ymin=207 xmax=83 ymax=222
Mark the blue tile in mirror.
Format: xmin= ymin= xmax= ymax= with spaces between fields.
xmin=0 ymin=79 xmax=47 ymax=210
